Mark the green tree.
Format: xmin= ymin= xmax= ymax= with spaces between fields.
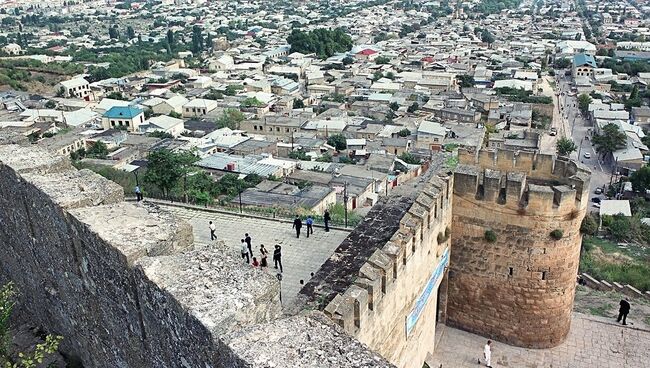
xmin=109 ymin=25 xmax=119 ymax=39
xmin=457 ymin=75 xmax=475 ymax=88
xmin=399 ymin=152 xmax=421 ymax=164
xmin=389 ymin=102 xmax=399 ymax=111
xmin=398 ymin=128 xmax=411 ymax=137
xmin=217 ymin=109 xmax=244 ymax=129
xmin=224 ymin=85 xmax=243 ymax=96
xmin=577 ymin=93 xmax=592 ymax=115
xmin=44 ymin=100 xmax=56 ymax=109
xmin=204 ymin=89 xmax=223 ymax=100
xmin=327 ymin=134 xmax=347 ymax=151
xmin=1 ymin=283 xmax=63 ymax=368
xmin=191 ymin=25 xmax=203 ymax=54
xmin=127 ymin=26 xmax=135 ymax=40
xmin=144 ymin=149 xmax=198 ymax=198
xmin=342 ymin=56 xmax=354 ymax=65
xmin=593 ymin=123 xmax=627 ymax=159
xmin=556 ymin=136 xmax=577 ymax=156
xmin=293 ymin=98 xmax=305 ymax=109
xmin=375 ymin=56 xmax=390 ymax=64
xmin=288 ymin=149 xmax=311 ymax=161
xmin=580 ymin=214 xmax=599 ymax=235
xmin=407 ymin=102 xmax=419 ymax=113
xmin=316 ymin=152 xmax=332 ymax=162
xmin=481 ymin=29 xmax=495 ymax=45
xmin=166 ymin=29 xmax=174 ymax=49
xmin=86 ymin=141 xmax=109 ymax=159
xmin=240 ymin=97 xmax=265 ymax=108
xmin=630 ymin=166 xmax=650 ymax=193
xmin=286 ymin=28 xmax=353 ymax=59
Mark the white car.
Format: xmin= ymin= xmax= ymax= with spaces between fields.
xmin=583 ymin=152 xmax=591 ymax=159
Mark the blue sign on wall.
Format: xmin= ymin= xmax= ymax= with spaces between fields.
xmin=405 ymin=247 xmax=450 ymax=337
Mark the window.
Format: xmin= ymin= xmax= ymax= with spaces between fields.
xmin=253 ymin=126 xmax=258 ymax=131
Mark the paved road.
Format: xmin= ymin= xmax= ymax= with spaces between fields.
xmin=429 ymin=313 xmax=650 ymax=368
xmin=158 ymin=204 xmax=350 ymax=306
xmin=553 ymin=71 xmax=612 ymax=209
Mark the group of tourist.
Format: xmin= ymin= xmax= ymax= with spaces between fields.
xmin=291 ymin=210 xmax=331 ymax=238
xmin=236 ymin=234 xmax=283 ymax=272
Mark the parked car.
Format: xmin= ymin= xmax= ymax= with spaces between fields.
xmin=583 ymin=152 xmax=591 ymax=159
xmin=591 ymin=197 xmax=601 ymax=203
xmin=550 ymin=128 xmax=557 ymax=136
xmin=595 ymin=188 xmax=602 ymax=195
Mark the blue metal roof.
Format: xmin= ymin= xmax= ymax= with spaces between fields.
xmin=103 ymin=106 xmax=143 ymax=119
xmin=573 ymin=53 xmax=597 ymax=68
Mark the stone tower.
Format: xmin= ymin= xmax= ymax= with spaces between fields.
xmin=447 ymin=149 xmax=590 ymax=348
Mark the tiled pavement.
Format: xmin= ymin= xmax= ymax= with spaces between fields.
xmin=159 ymin=203 xmax=350 ymax=306
xmin=428 ymin=313 xmax=650 ymax=368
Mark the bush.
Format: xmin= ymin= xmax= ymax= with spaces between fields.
xmin=550 ymin=229 xmax=564 ymax=240
xmin=580 ymin=214 xmax=598 ymax=235
xmin=484 ymin=230 xmax=497 ymax=243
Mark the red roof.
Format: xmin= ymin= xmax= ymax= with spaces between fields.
xmin=357 ymin=49 xmax=378 ymax=55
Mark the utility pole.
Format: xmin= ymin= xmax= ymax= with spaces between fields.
xmin=577 ymin=136 xmax=585 ymax=160
xmin=343 ymin=181 xmax=349 ymax=228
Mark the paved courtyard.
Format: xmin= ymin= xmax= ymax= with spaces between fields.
xmin=158 ymin=203 xmax=350 ymax=306
xmin=428 ymin=313 xmax=650 ymax=368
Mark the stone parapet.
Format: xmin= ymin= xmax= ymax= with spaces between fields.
xmin=301 ymin=166 xmax=454 ymax=367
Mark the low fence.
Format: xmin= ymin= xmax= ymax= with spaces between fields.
xmin=580 ymin=273 xmax=650 ymax=301
xmin=129 ymin=194 xmax=360 ymax=228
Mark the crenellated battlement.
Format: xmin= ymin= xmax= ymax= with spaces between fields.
xmin=454 ymin=148 xmax=590 ymax=213
xmin=448 ymin=148 xmax=591 ymax=348
xmin=319 ymin=171 xmax=453 ymax=365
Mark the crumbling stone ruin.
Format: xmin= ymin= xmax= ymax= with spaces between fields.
xmin=0 ymin=129 xmax=589 ymax=368
xmin=0 ymin=136 xmax=392 ymax=368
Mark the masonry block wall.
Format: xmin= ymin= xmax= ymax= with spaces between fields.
xmin=448 ymin=149 xmax=590 ymax=348
xmin=300 ymin=167 xmax=454 ymax=368
xmin=0 ymin=139 xmax=392 ymax=368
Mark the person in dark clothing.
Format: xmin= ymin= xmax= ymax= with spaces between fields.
xmin=245 ymin=233 xmax=253 ymax=257
xmin=617 ymin=298 xmax=631 ymax=325
xmin=292 ymin=216 xmax=302 ymax=238
xmin=259 ymin=244 xmax=268 ymax=268
xmin=273 ymin=245 xmax=283 ymax=273
xmin=324 ymin=210 xmax=331 ymax=232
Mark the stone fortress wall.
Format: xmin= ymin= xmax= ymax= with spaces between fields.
xmin=447 ymin=148 xmax=590 ymax=348
xmin=0 ymin=129 xmax=592 ymax=367
xmin=298 ymin=164 xmax=454 ymax=368
xmin=0 ymin=136 xmax=393 ymax=368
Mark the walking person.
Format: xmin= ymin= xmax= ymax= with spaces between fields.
xmin=481 ymin=340 xmax=492 ymax=368
xmin=292 ymin=216 xmax=302 ymax=238
xmin=209 ymin=221 xmax=217 ymax=241
xmin=245 ymin=233 xmax=253 ymax=258
xmin=134 ymin=185 xmax=143 ymax=202
xmin=240 ymin=239 xmax=249 ymax=264
xmin=273 ymin=245 xmax=283 ymax=273
xmin=251 ymin=257 xmax=259 ymax=268
xmin=259 ymin=244 xmax=268 ymax=268
xmin=306 ymin=216 xmax=314 ymax=238
xmin=617 ymin=297 xmax=631 ymax=325
xmin=324 ymin=210 xmax=331 ymax=232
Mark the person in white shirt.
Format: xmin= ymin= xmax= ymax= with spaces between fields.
xmin=483 ymin=340 xmax=492 ymax=368
xmin=209 ymin=221 xmax=217 ymax=241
